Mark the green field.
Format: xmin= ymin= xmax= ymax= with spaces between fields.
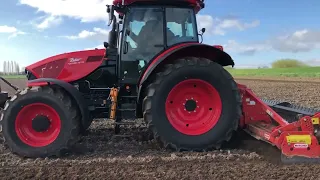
xmin=1 ymin=75 xmax=26 ymax=79
xmin=1 ymin=66 xmax=320 ymax=79
xmin=226 ymin=66 xmax=320 ymax=77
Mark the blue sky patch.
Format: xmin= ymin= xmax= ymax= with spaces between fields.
xmin=0 ymin=0 xmax=319 ymax=70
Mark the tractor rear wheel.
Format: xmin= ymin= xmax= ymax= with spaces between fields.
xmin=0 ymin=86 xmax=81 ymax=158
xmin=142 ymin=57 xmax=241 ymax=151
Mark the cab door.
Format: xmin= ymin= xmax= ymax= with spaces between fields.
xmin=120 ymin=7 xmax=165 ymax=84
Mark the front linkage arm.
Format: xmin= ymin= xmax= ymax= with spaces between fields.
xmin=0 ymin=77 xmax=19 ymax=91
xmin=0 ymin=76 xmax=20 ymax=109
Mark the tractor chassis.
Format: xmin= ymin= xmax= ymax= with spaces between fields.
xmin=1 ymin=76 xmax=320 ymax=163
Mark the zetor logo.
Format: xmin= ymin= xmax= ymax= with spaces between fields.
xmin=68 ymin=58 xmax=84 ymax=65
xmin=69 ymin=58 xmax=82 ymax=63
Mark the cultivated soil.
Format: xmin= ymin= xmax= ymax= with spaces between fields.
xmin=1 ymin=77 xmax=320 ymax=180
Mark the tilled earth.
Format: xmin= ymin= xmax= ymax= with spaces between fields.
xmin=1 ymin=77 xmax=320 ymax=179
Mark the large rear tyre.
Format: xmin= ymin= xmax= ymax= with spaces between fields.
xmin=142 ymin=57 xmax=242 ymax=151
xmin=0 ymin=86 xmax=81 ymax=158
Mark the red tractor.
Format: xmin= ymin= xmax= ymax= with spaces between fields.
xmin=0 ymin=0 xmax=320 ymax=163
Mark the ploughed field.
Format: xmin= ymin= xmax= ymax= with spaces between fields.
xmin=1 ymin=78 xmax=320 ymax=179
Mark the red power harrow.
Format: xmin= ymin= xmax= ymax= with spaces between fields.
xmin=238 ymin=83 xmax=320 ymax=163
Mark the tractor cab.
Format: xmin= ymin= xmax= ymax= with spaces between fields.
xmin=105 ymin=0 xmax=205 ymax=84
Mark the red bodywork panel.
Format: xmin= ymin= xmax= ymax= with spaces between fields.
xmin=113 ymin=0 xmax=204 ymax=13
xmin=26 ymin=49 xmax=106 ymax=86
xmin=213 ymin=45 xmax=223 ymax=51
xmin=238 ymin=83 xmax=320 ymax=159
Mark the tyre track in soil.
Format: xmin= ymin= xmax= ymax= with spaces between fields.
xmin=1 ymin=78 xmax=320 ymax=179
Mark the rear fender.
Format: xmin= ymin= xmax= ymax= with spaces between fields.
xmin=27 ymin=78 xmax=90 ymax=130
xmin=136 ymin=43 xmax=235 ymax=117
xmin=139 ymin=43 xmax=234 ymax=86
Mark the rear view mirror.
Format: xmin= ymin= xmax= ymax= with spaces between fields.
xmin=201 ymin=28 xmax=206 ymax=34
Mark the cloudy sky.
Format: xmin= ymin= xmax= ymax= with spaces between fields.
xmin=0 ymin=0 xmax=320 ymax=70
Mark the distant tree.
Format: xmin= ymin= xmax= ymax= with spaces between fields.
xmin=271 ymin=59 xmax=308 ymax=68
xmin=1 ymin=61 xmax=22 ymax=75
xmin=11 ymin=61 xmax=14 ymax=74
xmin=7 ymin=61 xmax=11 ymax=74
xmin=15 ymin=62 xmax=20 ymax=74
xmin=20 ymin=66 xmax=25 ymax=74
xmin=5 ymin=61 xmax=9 ymax=74
xmin=258 ymin=65 xmax=269 ymax=69
xmin=6 ymin=61 xmax=9 ymax=74
xmin=3 ymin=61 xmax=6 ymax=74
xmin=7 ymin=61 xmax=10 ymax=74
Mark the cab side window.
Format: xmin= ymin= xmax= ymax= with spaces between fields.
xmin=166 ymin=8 xmax=198 ymax=47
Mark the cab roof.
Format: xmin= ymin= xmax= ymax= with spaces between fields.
xmin=112 ymin=0 xmax=205 ymax=13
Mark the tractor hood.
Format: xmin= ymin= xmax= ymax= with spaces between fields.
xmin=25 ymin=49 xmax=106 ymax=83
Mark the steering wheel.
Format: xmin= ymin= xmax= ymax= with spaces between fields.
xmin=167 ymin=35 xmax=182 ymax=45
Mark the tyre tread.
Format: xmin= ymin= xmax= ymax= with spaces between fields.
xmin=0 ymin=85 xmax=81 ymax=158
xmin=142 ymin=57 xmax=242 ymax=151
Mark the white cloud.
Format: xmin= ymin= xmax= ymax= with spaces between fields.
xmin=85 ymin=44 xmax=105 ymax=50
xmin=0 ymin=25 xmax=18 ymax=33
xmin=8 ymin=31 xmax=27 ymax=39
xmin=0 ymin=25 xmax=26 ymax=39
xmin=269 ymin=29 xmax=320 ymax=53
xmin=197 ymin=15 xmax=260 ymax=36
xmin=303 ymin=59 xmax=320 ymax=66
xmin=35 ymin=15 xmax=63 ymax=30
xmin=61 ymin=27 xmax=110 ymax=41
xmin=19 ymin=0 xmax=112 ymax=23
xmin=223 ymin=40 xmax=270 ymax=55
xmin=224 ymin=29 xmax=320 ymax=55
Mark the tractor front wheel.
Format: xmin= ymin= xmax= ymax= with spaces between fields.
xmin=143 ymin=57 xmax=242 ymax=151
xmin=0 ymin=86 xmax=81 ymax=158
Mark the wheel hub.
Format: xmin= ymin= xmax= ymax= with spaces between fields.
xmin=32 ymin=115 xmax=51 ymax=132
xmin=185 ymin=99 xmax=197 ymax=112
xmin=165 ymin=79 xmax=222 ymax=135
xmin=15 ymin=103 xmax=61 ymax=147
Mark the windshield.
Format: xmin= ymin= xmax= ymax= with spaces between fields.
xmin=122 ymin=7 xmax=164 ymax=62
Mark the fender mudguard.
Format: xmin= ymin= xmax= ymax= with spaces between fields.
xmin=135 ymin=43 xmax=235 ymax=117
xmin=139 ymin=43 xmax=234 ymax=86
xmin=27 ymin=78 xmax=90 ymax=131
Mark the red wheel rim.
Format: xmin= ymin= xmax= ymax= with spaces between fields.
xmin=165 ymin=79 xmax=222 ymax=135
xmin=15 ymin=103 xmax=61 ymax=147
